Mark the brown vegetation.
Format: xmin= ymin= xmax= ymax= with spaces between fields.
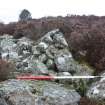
xmin=79 ymin=97 xmax=105 ymax=105
xmin=0 ymin=60 xmax=15 ymax=81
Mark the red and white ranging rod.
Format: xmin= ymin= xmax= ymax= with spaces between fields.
xmin=16 ymin=75 xmax=104 ymax=80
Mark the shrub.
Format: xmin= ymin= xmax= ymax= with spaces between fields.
xmin=0 ymin=60 xmax=15 ymax=81
xmin=79 ymin=97 xmax=105 ymax=105
xmin=0 ymin=22 xmax=16 ymax=35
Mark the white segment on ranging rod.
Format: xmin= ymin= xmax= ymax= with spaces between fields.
xmin=54 ymin=76 xmax=104 ymax=79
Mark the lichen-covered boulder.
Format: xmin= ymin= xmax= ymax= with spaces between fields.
xmin=36 ymin=42 xmax=48 ymax=53
xmin=0 ymin=80 xmax=35 ymax=105
xmin=0 ymin=98 xmax=8 ymax=105
xmin=0 ymin=35 xmax=18 ymax=61
xmin=86 ymin=72 xmax=105 ymax=100
xmin=27 ymin=60 xmax=49 ymax=75
xmin=16 ymin=37 xmax=33 ymax=56
xmin=31 ymin=81 xmax=81 ymax=105
xmin=0 ymin=35 xmax=16 ymax=50
xmin=0 ymin=80 xmax=81 ymax=105
xmin=39 ymin=84 xmax=81 ymax=105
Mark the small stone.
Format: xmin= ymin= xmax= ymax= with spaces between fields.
xmin=46 ymin=59 xmax=55 ymax=69
xmin=42 ymin=35 xmax=53 ymax=44
xmin=52 ymin=32 xmax=68 ymax=48
xmin=55 ymin=55 xmax=74 ymax=72
xmin=23 ymin=62 xmax=28 ymax=67
xmin=38 ymin=54 xmax=47 ymax=63
xmin=57 ymin=72 xmax=72 ymax=84
xmin=36 ymin=42 xmax=48 ymax=53
xmin=32 ymin=46 xmax=40 ymax=56
xmin=27 ymin=60 xmax=49 ymax=75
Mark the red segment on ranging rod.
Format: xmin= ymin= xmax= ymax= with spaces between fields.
xmin=17 ymin=75 xmax=54 ymax=80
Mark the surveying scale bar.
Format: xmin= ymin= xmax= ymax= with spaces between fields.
xmin=16 ymin=75 xmax=104 ymax=80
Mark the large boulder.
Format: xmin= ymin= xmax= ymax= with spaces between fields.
xmin=0 ymin=80 xmax=81 ymax=105
xmin=16 ymin=37 xmax=33 ymax=56
xmin=26 ymin=59 xmax=49 ymax=75
xmin=0 ymin=80 xmax=35 ymax=105
xmin=86 ymin=72 xmax=105 ymax=100
xmin=54 ymin=49 xmax=73 ymax=72
xmin=31 ymin=81 xmax=81 ymax=105
xmin=0 ymin=35 xmax=18 ymax=60
xmin=36 ymin=83 xmax=81 ymax=105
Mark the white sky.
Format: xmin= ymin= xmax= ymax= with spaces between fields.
xmin=0 ymin=0 xmax=105 ymax=23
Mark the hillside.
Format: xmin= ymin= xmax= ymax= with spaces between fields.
xmin=0 ymin=15 xmax=105 ymax=71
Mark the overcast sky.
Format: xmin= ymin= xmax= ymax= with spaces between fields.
xmin=0 ymin=0 xmax=105 ymax=23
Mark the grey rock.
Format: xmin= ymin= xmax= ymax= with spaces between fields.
xmin=54 ymin=48 xmax=94 ymax=76
xmin=41 ymin=34 xmax=53 ymax=45
xmin=32 ymin=46 xmax=41 ymax=56
xmin=0 ymin=80 xmax=35 ymax=105
xmin=17 ymin=37 xmax=33 ymax=45
xmin=6 ymin=91 xmax=35 ymax=105
xmin=0 ymin=98 xmax=8 ymax=105
xmin=46 ymin=59 xmax=55 ymax=69
xmin=86 ymin=72 xmax=105 ymax=100
xmin=41 ymin=84 xmax=81 ymax=105
xmin=42 ymin=29 xmax=68 ymax=48
xmin=54 ymin=50 xmax=73 ymax=72
xmin=38 ymin=54 xmax=47 ymax=63
xmin=0 ymin=35 xmax=19 ymax=61
xmin=0 ymin=80 xmax=31 ymax=95
xmin=0 ymin=34 xmax=13 ymax=41
xmin=48 ymin=70 xmax=57 ymax=76
xmin=57 ymin=72 xmax=72 ymax=84
xmin=16 ymin=43 xmax=32 ymax=56
xmin=23 ymin=62 xmax=28 ymax=67
xmin=57 ymin=71 xmax=72 ymax=77
xmin=53 ymin=32 xmax=68 ymax=48
xmin=16 ymin=62 xmax=23 ymax=70
xmin=30 ymin=81 xmax=80 ymax=105
xmin=26 ymin=59 xmax=49 ymax=75
xmin=16 ymin=37 xmax=33 ymax=55
xmin=36 ymin=42 xmax=48 ymax=53
xmin=2 ymin=51 xmax=19 ymax=61
xmin=0 ymin=80 xmax=81 ymax=105
xmin=46 ymin=45 xmax=57 ymax=59
xmin=0 ymin=35 xmax=16 ymax=51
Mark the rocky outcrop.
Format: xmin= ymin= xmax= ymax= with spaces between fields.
xmin=0 ymin=79 xmax=81 ymax=105
xmin=0 ymin=80 xmax=35 ymax=105
xmin=1 ymin=16 xmax=105 ymax=71
xmin=0 ymin=29 xmax=96 ymax=104
xmin=86 ymin=72 xmax=105 ymax=101
xmin=0 ymin=29 xmax=94 ymax=77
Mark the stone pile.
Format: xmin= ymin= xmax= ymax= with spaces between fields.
xmin=0 ymin=29 xmax=96 ymax=105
